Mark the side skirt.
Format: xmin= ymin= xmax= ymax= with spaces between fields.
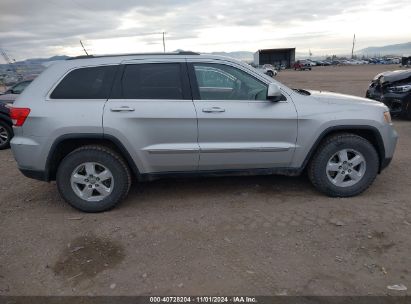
xmin=139 ymin=167 xmax=302 ymax=182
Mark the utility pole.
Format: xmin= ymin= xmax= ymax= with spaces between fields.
xmin=80 ymin=40 xmax=89 ymax=56
xmin=351 ymin=34 xmax=356 ymax=59
xmin=162 ymin=32 xmax=166 ymax=53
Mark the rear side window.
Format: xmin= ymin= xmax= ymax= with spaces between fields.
xmin=50 ymin=65 xmax=117 ymax=99
xmin=121 ymin=63 xmax=183 ymax=99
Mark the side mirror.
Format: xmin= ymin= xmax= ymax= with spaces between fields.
xmin=267 ymin=83 xmax=282 ymax=101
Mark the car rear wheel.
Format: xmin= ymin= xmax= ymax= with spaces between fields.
xmin=57 ymin=146 xmax=131 ymax=212
xmin=308 ymin=133 xmax=379 ymax=197
xmin=0 ymin=120 xmax=12 ymax=150
xmin=267 ymin=71 xmax=274 ymax=77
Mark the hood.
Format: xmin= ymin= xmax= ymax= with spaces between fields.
xmin=376 ymin=69 xmax=411 ymax=84
xmin=308 ymin=90 xmax=383 ymax=106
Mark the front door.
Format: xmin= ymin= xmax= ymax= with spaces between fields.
xmin=187 ymin=61 xmax=298 ymax=171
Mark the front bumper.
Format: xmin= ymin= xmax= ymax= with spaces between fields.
xmin=380 ymin=125 xmax=398 ymax=172
xmin=381 ymin=92 xmax=410 ymax=116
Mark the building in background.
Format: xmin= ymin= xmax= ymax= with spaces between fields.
xmin=254 ymin=48 xmax=296 ymax=69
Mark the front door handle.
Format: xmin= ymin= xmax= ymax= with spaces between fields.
xmin=110 ymin=106 xmax=135 ymax=112
xmin=202 ymin=107 xmax=225 ymax=113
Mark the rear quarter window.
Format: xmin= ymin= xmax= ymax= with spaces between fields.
xmin=50 ymin=65 xmax=117 ymax=99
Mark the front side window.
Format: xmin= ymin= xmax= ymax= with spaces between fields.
xmin=51 ymin=65 xmax=117 ymax=99
xmin=193 ymin=63 xmax=267 ymax=101
xmin=121 ymin=63 xmax=183 ymax=99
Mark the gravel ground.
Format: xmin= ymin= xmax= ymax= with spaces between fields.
xmin=0 ymin=64 xmax=410 ymax=296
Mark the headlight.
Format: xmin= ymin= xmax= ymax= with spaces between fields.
xmin=387 ymin=84 xmax=411 ymax=93
xmin=383 ymin=111 xmax=392 ymax=124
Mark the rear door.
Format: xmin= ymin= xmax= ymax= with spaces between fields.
xmin=187 ymin=60 xmax=298 ymax=171
xmin=103 ymin=59 xmax=199 ymax=174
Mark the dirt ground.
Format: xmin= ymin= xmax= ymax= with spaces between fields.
xmin=0 ymin=64 xmax=410 ymax=296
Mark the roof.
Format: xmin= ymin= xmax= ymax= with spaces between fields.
xmin=256 ymin=48 xmax=296 ymax=53
xmin=67 ymin=51 xmax=199 ymax=60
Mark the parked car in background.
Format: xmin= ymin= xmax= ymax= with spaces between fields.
xmin=254 ymin=64 xmax=278 ymax=77
xmin=293 ymin=60 xmax=312 ymax=71
xmin=0 ymin=80 xmax=33 ymax=104
xmin=366 ymin=69 xmax=411 ymax=119
xmin=0 ymin=102 xmax=13 ymax=149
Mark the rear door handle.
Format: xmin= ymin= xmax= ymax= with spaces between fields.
xmin=202 ymin=107 xmax=225 ymax=113
xmin=110 ymin=106 xmax=135 ymax=112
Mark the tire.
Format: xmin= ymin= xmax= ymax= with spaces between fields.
xmin=0 ymin=120 xmax=13 ymax=150
xmin=405 ymin=101 xmax=411 ymax=120
xmin=56 ymin=145 xmax=131 ymax=212
xmin=267 ymin=71 xmax=274 ymax=77
xmin=308 ymin=133 xmax=379 ymax=197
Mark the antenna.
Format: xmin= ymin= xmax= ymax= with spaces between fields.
xmin=351 ymin=34 xmax=356 ymax=59
xmin=80 ymin=40 xmax=89 ymax=56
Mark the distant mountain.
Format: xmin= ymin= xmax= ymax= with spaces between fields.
xmin=357 ymin=42 xmax=411 ymax=56
xmin=18 ymin=55 xmax=70 ymax=65
xmin=0 ymin=55 xmax=69 ymax=67
xmin=208 ymin=51 xmax=254 ymax=61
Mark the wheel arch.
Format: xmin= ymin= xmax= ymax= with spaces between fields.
xmin=301 ymin=125 xmax=386 ymax=173
xmin=45 ymin=134 xmax=140 ymax=181
xmin=0 ymin=112 xmax=12 ymax=126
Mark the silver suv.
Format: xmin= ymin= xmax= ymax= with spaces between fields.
xmin=10 ymin=52 xmax=398 ymax=212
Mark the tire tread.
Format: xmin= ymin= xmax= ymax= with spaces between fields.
xmin=308 ymin=133 xmax=379 ymax=197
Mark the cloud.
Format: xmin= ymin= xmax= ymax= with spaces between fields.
xmin=0 ymin=0 xmax=410 ymax=60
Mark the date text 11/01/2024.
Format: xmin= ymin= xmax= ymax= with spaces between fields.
xmin=149 ymin=296 xmax=257 ymax=303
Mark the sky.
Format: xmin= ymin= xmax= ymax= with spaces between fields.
xmin=0 ymin=0 xmax=410 ymax=61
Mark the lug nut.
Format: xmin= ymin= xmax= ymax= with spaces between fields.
xmin=348 ymin=169 xmax=352 ymax=173
xmin=96 ymin=177 xmax=100 ymax=181
xmin=339 ymin=166 xmax=342 ymax=169
xmin=88 ymin=185 xmax=92 ymax=188
xmin=342 ymin=171 xmax=345 ymax=174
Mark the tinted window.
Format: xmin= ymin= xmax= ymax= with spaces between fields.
xmin=51 ymin=65 xmax=117 ymax=99
xmin=193 ymin=64 xmax=267 ymax=101
xmin=12 ymin=81 xmax=31 ymax=94
xmin=122 ymin=64 xmax=183 ymax=99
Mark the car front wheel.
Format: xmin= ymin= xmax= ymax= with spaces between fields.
xmin=308 ymin=133 xmax=379 ymax=197
xmin=57 ymin=146 xmax=131 ymax=212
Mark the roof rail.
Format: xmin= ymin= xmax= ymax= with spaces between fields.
xmin=67 ymin=51 xmax=200 ymax=60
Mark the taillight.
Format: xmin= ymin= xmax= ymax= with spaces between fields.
xmin=9 ymin=107 xmax=31 ymax=127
